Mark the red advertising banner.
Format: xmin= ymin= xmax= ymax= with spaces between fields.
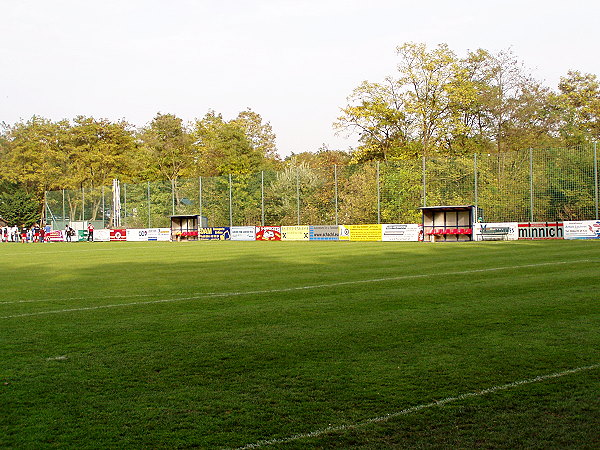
xmin=45 ymin=230 xmax=65 ymax=242
xmin=110 ymin=229 xmax=127 ymax=241
xmin=255 ymin=226 xmax=281 ymax=241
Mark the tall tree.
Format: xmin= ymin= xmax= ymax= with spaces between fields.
xmin=191 ymin=110 xmax=278 ymax=176
xmin=139 ymin=113 xmax=194 ymax=202
xmin=554 ymin=70 xmax=600 ymax=145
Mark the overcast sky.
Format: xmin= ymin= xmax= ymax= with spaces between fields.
xmin=1 ymin=0 xmax=599 ymax=157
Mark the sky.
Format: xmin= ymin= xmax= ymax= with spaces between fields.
xmin=1 ymin=0 xmax=599 ymax=157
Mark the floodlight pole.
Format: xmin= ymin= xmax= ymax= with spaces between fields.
xmin=198 ymin=177 xmax=203 ymax=223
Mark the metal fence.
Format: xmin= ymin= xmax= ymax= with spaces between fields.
xmin=45 ymin=144 xmax=599 ymax=229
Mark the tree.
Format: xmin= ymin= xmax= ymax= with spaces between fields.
xmin=554 ymin=71 xmax=600 ymax=145
xmin=138 ymin=113 xmax=194 ymax=204
xmin=335 ymin=79 xmax=413 ymax=162
xmin=0 ymin=185 xmax=40 ymax=227
xmin=191 ymin=110 xmax=279 ymax=177
xmin=1 ymin=116 xmax=70 ymax=197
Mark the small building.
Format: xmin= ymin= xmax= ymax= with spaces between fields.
xmin=170 ymin=215 xmax=208 ymax=241
xmin=420 ymin=205 xmax=476 ymax=242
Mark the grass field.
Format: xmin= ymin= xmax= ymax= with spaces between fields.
xmin=1 ymin=240 xmax=599 ymax=448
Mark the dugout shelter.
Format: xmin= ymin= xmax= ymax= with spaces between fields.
xmin=420 ymin=205 xmax=476 ymax=242
xmin=170 ymin=215 xmax=208 ymax=241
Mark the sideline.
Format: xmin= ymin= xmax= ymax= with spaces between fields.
xmin=233 ymin=363 xmax=600 ymax=449
xmin=0 ymin=259 xmax=593 ymax=319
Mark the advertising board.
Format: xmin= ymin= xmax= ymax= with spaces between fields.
xmin=382 ymin=224 xmax=421 ymax=241
xmin=230 ymin=226 xmax=256 ymax=241
xmin=281 ymin=226 xmax=310 ymax=241
xmin=198 ymin=227 xmax=231 ymax=240
xmin=256 ymin=226 xmax=281 ymax=241
xmin=517 ymin=223 xmax=563 ymax=240
xmin=564 ymin=220 xmax=600 ymax=239
xmin=309 ymin=225 xmax=339 ymax=241
xmin=345 ymin=224 xmax=382 ymax=241
xmin=94 ymin=229 xmax=111 ymax=242
xmin=126 ymin=229 xmax=149 ymax=242
xmin=110 ymin=229 xmax=127 ymax=241
xmin=473 ymin=222 xmax=519 ymax=241
xmin=45 ymin=230 xmax=65 ymax=242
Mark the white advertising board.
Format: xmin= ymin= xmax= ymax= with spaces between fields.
xmin=382 ymin=224 xmax=421 ymax=241
xmin=157 ymin=228 xmax=171 ymax=241
xmin=564 ymin=220 xmax=600 ymax=239
xmin=126 ymin=229 xmax=150 ymax=242
xmin=94 ymin=229 xmax=111 ymax=242
xmin=473 ymin=222 xmax=519 ymax=241
xmin=230 ymin=226 xmax=256 ymax=241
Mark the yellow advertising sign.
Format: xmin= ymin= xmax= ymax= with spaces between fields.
xmin=345 ymin=224 xmax=382 ymax=241
xmin=281 ymin=226 xmax=310 ymax=241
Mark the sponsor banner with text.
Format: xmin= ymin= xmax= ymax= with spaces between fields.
xmin=517 ymin=222 xmax=564 ymax=240
xmin=231 ymin=226 xmax=256 ymax=241
xmin=110 ymin=229 xmax=127 ymax=241
xmin=344 ymin=224 xmax=383 ymax=241
xmin=281 ymin=226 xmax=310 ymax=241
xmin=382 ymin=224 xmax=421 ymax=241
xmin=473 ymin=222 xmax=519 ymax=240
xmin=126 ymin=229 xmax=149 ymax=242
xmin=256 ymin=226 xmax=281 ymax=241
xmin=310 ymin=225 xmax=339 ymax=241
xmin=564 ymin=220 xmax=600 ymax=239
xmin=198 ymin=227 xmax=231 ymax=240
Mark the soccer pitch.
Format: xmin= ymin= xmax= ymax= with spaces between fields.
xmin=1 ymin=240 xmax=598 ymax=448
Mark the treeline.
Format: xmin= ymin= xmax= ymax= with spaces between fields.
xmin=0 ymin=109 xmax=282 ymax=199
xmin=335 ymin=43 xmax=599 ymax=162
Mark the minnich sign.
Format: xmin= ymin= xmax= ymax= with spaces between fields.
xmin=517 ymin=222 xmax=564 ymax=240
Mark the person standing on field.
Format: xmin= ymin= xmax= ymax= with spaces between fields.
xmin=87 ymin=222 xmax=94 ymax=241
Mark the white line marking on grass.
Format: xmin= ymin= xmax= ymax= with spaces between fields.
xmin=0 ymin=259 xmax=592 ymax=318
xmin=234 ymin=363 xmax=600 ymax=449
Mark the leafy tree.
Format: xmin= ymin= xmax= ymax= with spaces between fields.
xmin=0 ymin=186 xmax=40 ymax=227
xmin=191 ymin=111 xmax=276 ymax=177
xmin=1 ymin=116 xmax=70 ymax=196
xmin=138 ymin=113 xmax=194 ymax=205
xmin=553 ymin=71 xmax=600 ymax=145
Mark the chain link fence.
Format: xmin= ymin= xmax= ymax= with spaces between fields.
xmin=45 ymin=145 xmax=599 ymax=229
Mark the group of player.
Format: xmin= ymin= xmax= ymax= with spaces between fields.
xmin=1 ymin=224 xmax=49 ymax=243
xmin=0 ymin=222 xmax=95 ymax=243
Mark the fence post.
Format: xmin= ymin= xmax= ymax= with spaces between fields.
xmin=199 ymin=176 xmax=203 ymax=221
xmin=147 ymin=181 xmax=151 ymax=228
xmin=296 ymin=167 xmax=300 ymax=225
xmin=422 ymin=156 xmax=427 ymax=207
xmin=474 ymin=153 xmax=478 ymax=216
xmin=529 ymin=148 xmax=534 ymax=222
xmin=334 ymin=164 xmax=339 ymax=226
xmin=124 ymin=183 xmax=127 ymax=226
xmin=101 ymin=186 xmax=105 ymax=227
xmin=229 ymin=174 xmax=233 ymax=227
xmin=62 ymin=189 xmax=66 ymax=228
xmin=594 ymin=142 xmax=599 ymax=220
xmin=376 ymin=161 xmax=381 ymax=224
xmin=171 ymin=180 xmax=175 ymax=216
xmin=261 ymin=171 xmax=265 ymax=227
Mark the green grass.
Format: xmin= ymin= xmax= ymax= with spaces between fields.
xmin=1 ymin=240 xmax=599 ymax=448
